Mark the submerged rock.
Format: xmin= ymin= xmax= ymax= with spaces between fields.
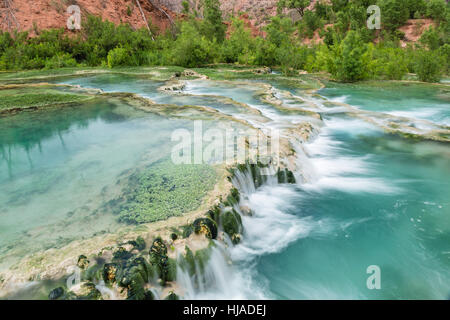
xmin=68 ymin=282 xmax=102 ymax=300
xmin=48 ymin=287 xmax=65 ymax=300
xmin=239 ymin=205 xmax=253 ymax=216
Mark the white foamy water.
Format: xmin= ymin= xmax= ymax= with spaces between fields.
xmin=231 ymin=185 xmax=312 ymax=260
xmin=176 ymin=243 xmax=269 ymax=300
xmin=300 ymin=119 xmax=403 ymax=194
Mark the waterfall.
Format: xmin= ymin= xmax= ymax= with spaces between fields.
xmin=175 ymin=162 xmax=309 ymax=300
xmin=95 ymin=281 xmax=119 ymax=300
xmin=176 ymin=243 xmax=252 ymax=300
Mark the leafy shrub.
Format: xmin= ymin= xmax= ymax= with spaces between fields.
xmin=377 ymin=0 xmax=410 ymax=31
xmin=172 ymin=22 xmax=218 ymax=67
xmin=331 ymin=31 xmax=371 ymax=82
xmin=44 ymin=53 xmax=77 ymax=69
xmin=426 ymin=0 xmax=448 ymax=22
xmin=107 ymin=47 xmax=132 ymax=68
xmin=415 ymin=50 xmax=443 ymax=82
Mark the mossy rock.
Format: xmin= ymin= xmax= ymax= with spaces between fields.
xmin=149 ymin=238 xmax=169 ymax=285
xmin=221 ymin=209 xmax=243 ymax=245
xmin=48 ymin=287 xmax=65 ymax=300
xmin=127 ymin=236 xmax=146 ymax=251
xmin=166 ymin=258 xmax=178 ymax=282
xmin=181 ymin=246 xmax=196 ymax=276
xmin=143 ymin=290 xmax=155 ymax=300
xmin=149 ymin=238 xmax=167 ymax=258
xmin=207 ymin=205 xmax=221 ymax=223
xmin=181 ymin=224 xmax=194 ymax=238
xmin=224 ymin=188 xmax=240 ymax=206
xmin=77 ymin=255 xmax=90 ymax=270
xmin=85 ymin=263 xmax=103 ymax=282
xmin=122 ymin=269 xmax=147 ymax=300
xmin=178 ymin=245 xmax=213 ymax=276
xmin=165 ymin=291 xmax=179 ymax=300
xmin=194 ymin=247 xmax=213 ymax=273
xmin=193 ymin=218 xmax=218 ymax=239
xmin=112 ymin=247 xmax=133 ymax=261
xmin=119 ymin=256 xmax=155 ymax=300
xmin=103 ymin=263 xmax=120 ymax=284
xmin=229 ymin=161 xmax=270 ymax=189
xmin=69 ymin=282 xmax=102 ymax=300
xmin=277 ymin=168 xmax=296 ymax=184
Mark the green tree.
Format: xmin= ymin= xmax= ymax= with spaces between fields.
xmin=107 ymin=47 xmax=132 ymax=68
xmin=202 ymin=0 xmax=226 ymax=43
xmin=415 ymin=49 xmax=443 ymax=82
xmin=182 ymin=1 xmax=190 ymax=14
xmin=331 ymin=30 xmax=371 ymax=82
xmin=221 ymin=18 xmax=256 ymax=64
xmin=377 ymin=0 xmax=410 ymax=32
xmin=426 ymin=0 xmax=448 ymax=23
xmin=420 ymin=27 xmax=442 ymax=50
xmin=172 ymin=21 xmax=217 ymax=67
xmin=277 ymin=0 xmax=312 ymax=17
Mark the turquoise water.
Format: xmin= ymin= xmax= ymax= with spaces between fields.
xmin=54 ymin=75 xmax=450 ymax=299
xmin=250 ymin=118 xmax=450 ymax=299
xmin=2 ymin=73 xmax=448 ymax=300
xmin=0 ymin=97 xmax=221 ymax=272
xmin=319 ymin=83 xmax=450 ymax=126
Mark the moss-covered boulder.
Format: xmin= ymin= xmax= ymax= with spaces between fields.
xmin=103 ymin=263 xmax=120 ymax=284
xmin=181 ymin=224 xmax=194 ymax=238
xmin=178 ymin=245 xmax=213 ymax=277
xmin=127 ymin=236 xmax=146 ymax=251
xmin=221 ymin=209 xmax=243 ymax=245
xmin=193 ymin=218 xmax=218 ymax=240
xmin=112 ymin=247 xmax=133 ymax=261
xmin=207 ymin=205 xmax=221 ymax=224
xmin=48 ymin=287 xmax=65 ymax=300
xmin=149 ymin=238 xmax=169 ymax=285
xmin=277 ymin=168 xmax=296 ymax=184
xmin=85 ymin=263 xmax=103 ymax=282
xmin=119 ymin=256 xmax=154 ymax=300
xmin=77 ymin=255 xmax=90 ymax=270
xmin=223 ymin=188 xmax=240 ymax=206
xmin=165 ymin=291 xmax=179 ymax=300
xmin=68 ymin=282 xmax=102 ymax=300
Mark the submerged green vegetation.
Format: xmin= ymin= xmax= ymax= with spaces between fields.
xmin=0 ymin=0 xmax=448 ymax=82
xmin=115 ymin=159 xmax=218 ymax=224
xmin=0 ymin=86 xmax=93 ymax=112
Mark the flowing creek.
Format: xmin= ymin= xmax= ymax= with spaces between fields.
xmin=1 ymin=72 xmax=449 ymax=299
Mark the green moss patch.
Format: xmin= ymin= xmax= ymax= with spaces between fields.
xmin=0 ymin=86 xmax=92 ymax=112
xmin=117 ymin=159 xmax=218 ymax=224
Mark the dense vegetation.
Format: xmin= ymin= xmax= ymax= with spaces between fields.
xmin=0 ymin=0 xmax=448 ymax=82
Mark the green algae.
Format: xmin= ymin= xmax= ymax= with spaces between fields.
xmin=0 ymin=86 xmax=92 ymax=113
xmin=116 ymin=159 xmax=218 ymax=224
